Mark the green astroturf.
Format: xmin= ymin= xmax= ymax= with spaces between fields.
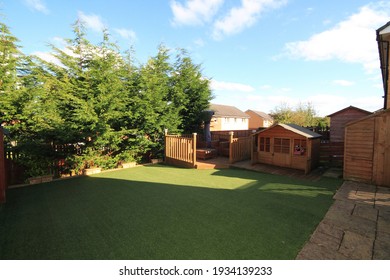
xmin=0 ymin=165 xmax=342 ymax=259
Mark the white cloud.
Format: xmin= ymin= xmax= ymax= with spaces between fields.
xmin=78 ymin=11 xmax=106 ymax=32
xmin=114 ymin=28 xmax=137 ymax=42
xmin=332 ymin=80 xmax=355 ymax=87
xmin=210 ymin=80 xmax=255 ymax=92
xmin=194 ymin=38 xmax=205 ymax=47
xmin=284 ymin=2 xmax=390 ymax=72
xmin=212 ymin=0 xmax=287 ymax=40
xmin=25 ymin=0 xmax=49 ymax=14
xmin=170 ymin=0 xmax=224 ymax=26
xmin=260 ymin=84 xmax=272 ymax=90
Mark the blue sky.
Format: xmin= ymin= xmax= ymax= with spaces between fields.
xmin=1 ymin=0 xmax=390 ymax=116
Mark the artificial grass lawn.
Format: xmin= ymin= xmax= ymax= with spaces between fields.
xmin=0 ymin=165 xmax=342 ymax=260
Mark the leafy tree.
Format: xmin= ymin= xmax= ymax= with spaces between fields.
xmin=269 ymin=103 xmax=294 ymax=124
xmin=270 ymin=102 xmax=319 ymax=127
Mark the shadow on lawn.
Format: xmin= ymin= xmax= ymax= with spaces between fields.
xmin=0 ymin=165 xmax=342 ymax=260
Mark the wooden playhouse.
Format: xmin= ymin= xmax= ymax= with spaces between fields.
xmin=251 ymin=123 xmax=322 ymax=174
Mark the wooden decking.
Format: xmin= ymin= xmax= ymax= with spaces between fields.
xmin=196 ymin=157 xmax=230 ymax=169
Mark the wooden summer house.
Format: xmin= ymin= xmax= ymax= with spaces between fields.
xmin=251 ymin=123 xmax=322 ymax=174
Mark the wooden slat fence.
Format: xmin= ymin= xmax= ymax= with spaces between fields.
xmin=164 ymin=132 xmax=197 ymax=168
xmin=319 ymin=142 xmax=344 ymax=167
xmin=229 ymin=132 xmax=252 ymax=164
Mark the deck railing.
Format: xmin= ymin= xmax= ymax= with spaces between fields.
xmin=229 ymin=132 xmax=252 ymax=164
xmin=164 ymin=131 xmax=197 ymax=168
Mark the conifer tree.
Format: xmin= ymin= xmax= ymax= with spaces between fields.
xmin=0 ymin=21 xmax=23 ymax=124
xmin=172 ymin=49 xmax=212 ymax=133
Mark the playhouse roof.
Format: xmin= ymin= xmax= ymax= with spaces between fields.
xmin=254 ymin=123 xmax=322 ymax=139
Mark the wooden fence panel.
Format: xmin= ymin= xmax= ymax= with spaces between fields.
xmin=319 ymin=142 xmax=345 ymax=167
xmin=229 ymin=136 xmax=251 ymax=164
xmin=165 ymin=133 xmax=196 ymax=168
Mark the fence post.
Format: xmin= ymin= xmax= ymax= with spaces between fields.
xmin=164 ymin=129 xmax=168 ymax=163
xmin=192 ymin=133 xmax=197 ymax=167
xmin=229 ymin=131 xmax=234 ymax=164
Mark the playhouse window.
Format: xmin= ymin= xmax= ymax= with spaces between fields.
xmin=259 ymin=137 xmax=270 ymax=152
xmin=293 ymin=139 xmax=307 ymax=155
xmin=274 ymin=138 xmax=290 ymax=154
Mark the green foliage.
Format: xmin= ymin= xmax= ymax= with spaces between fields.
xmin=1 ymin=18 xmax=212 ymax=176
xmin=270 ymin=102 xmax=329 ymax=127
xmin=173 ymin=49 xmax=213 ymax=133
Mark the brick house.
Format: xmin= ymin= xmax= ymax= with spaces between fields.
xmin=245 ymin=110 xmax=274 ymax=130
xmin=209 ymin=104 xmax=250 ymax=131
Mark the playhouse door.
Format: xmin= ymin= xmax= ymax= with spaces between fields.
xmin=272 ymin=138 xmax=292 ymax=168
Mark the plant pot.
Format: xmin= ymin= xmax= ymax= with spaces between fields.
xmin=121 ymin=162 xmax=137 ymax=168
xmin=83 ymin=167 xmax=102 ymax=175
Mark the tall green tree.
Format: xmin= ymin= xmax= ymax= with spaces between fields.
xmin=173 ymin=49 xmax=212 ymax=133
xmin=0 ymin=21 xmax=23 ymax=124
xmin=136 ymin=45 xmax=179 ymax=156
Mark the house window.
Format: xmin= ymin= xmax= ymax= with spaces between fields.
xmin=274 ymin=138 xmax=290 ymax=154
xmin=259 ymin=137 xmax=270 ymax=152
xmin=293 ymin=139 xmax=307 ymax=155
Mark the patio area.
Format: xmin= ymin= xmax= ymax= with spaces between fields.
xmin=297 ymin=181 xmax=390 ymax=259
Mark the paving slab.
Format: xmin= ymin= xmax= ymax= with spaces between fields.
xmin=338 ymin=231 xmax=374 ymax=260
xmin=296 ymin=241 xmax=348 ymax=260
xmin=377 ymin=215 xmax=390 ymax=234
xmin=373 ymin=232 xmax=390 ymax=260
xmin=297 ymin=181 xmax=390 ymax=260
xmin=315 ymin=219 xmax=344 ymax=240
xmin=352 ymin=204 xmax=378 ymax=222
